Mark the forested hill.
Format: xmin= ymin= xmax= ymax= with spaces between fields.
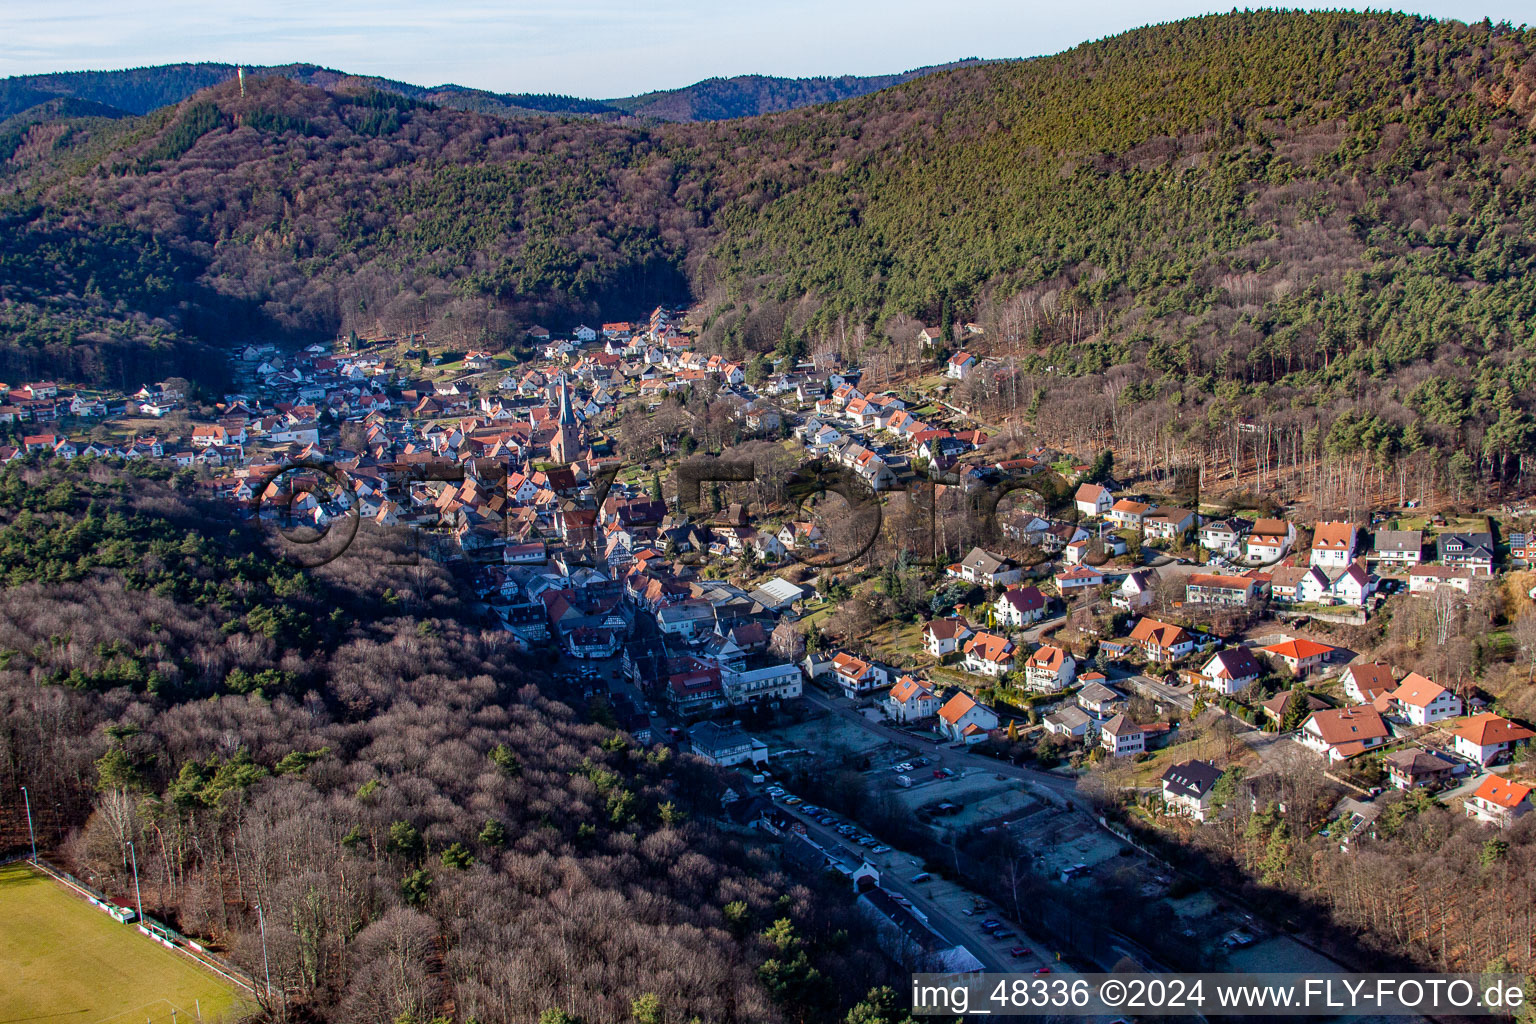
xmin=6 ymin=10 xmax=1536 ymax=481
xmin=0 ymin=59 xmax=983 ymax=123
xmin=604 ymin=61 xmax=988 ymax=121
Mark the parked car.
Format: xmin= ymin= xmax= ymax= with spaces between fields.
xmin=1010 ymin=946 xmax=1031 ymax=958
xmin=1034 ymin=966 xmax=1053 ymax=975
xmin=911 ymin=873 xmax=932 ymax=883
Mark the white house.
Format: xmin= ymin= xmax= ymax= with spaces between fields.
xmin=1113 ymin=569 xmax=1159 ymax=611
xmin=885 ymin=675 xmax=942 ymax=722
xmin=961 ymin=631 xmax=1015 ymax=677
xmin=1160 ymin=760 xmax=1223 ymax=822
xmin=937 ymin=693 xmax=998 ymax=744
xmin=1465 ymin=776 xmax=1532 ymax=828
xmin=1296 ymin=707 xmax=1389 ymax=762
xmin=1043 ymin=706 xmax=1096 ymax=742
xmin=1073 ymin=483 xmax=1113 ymax=518
xmin=1100 ymin=715 xmax=1146 ymax=757
xmin=994 ymin=586 xmax=1048 ymax=628
xmin=1382 ymin=672 xmax=1462 ymax=726
xmin=1194 ymin=647 xmax=1263 ymax=695
xmin=1310 ymin=521 xmax=1359 ymax=568
xmin=1245 ymin=518 xmax=1296 ymax=563
xmin=1023 ymin=645 xmax=1076 ymax=693
xmin=946 ymin=351 xmax=977 ymax=380
xmin=1452 ymin=713 xmax=1535 ymax=765
xmin=922 ymin=617 xmax=973 ymax=658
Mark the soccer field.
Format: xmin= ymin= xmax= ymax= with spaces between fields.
xmin=0 ymin=862 xmax=250 ymax=1024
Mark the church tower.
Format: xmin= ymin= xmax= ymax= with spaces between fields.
xmin=550 ymin=380 xmax=581 ymax=464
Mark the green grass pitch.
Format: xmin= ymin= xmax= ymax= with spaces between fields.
xmin=0 ymin=862 xmax=250 ymax=1024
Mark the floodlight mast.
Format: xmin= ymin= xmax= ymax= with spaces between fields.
xmin=19 ymin=786 xmax=36 ymax=862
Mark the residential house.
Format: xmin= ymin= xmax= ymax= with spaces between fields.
xmin=1244 ymin=518 xmax=1296 ymax=563
xmin=1383 ymin=748 xmax=1458 ymax=790
xmin=1452 ymin=713 xmax=1536 ymax=766
xmin=994 ymin=586 xmax=1048 ymax=628
xmin=1371 ymin=530 xmax=1424 ymax=568
xmin=951 ymin=547 xmax=1023 ymax=586
xmin=1194 ymin=647 xmax=1263 ymax=695
xmin=1465 ymin=776 xmax=1533 ymax=827
xmin=937 ymin=693 xmax=999 ymax=744
xmin=1076 ymin=680 xmax=1124 ymax=716
xmin=1511 ymin=532 xmax=1534 ymax=565
xmin=1054 ymin=565 xmax=1105 ymax=593
xmin=1297 ymin=706 xmax=1390 ymax=762
xmin=1160 ymin=760 xmax=1223 ymax=822
xmin=1073 ymin=483 xmax=1114 ymax=518
xmin=831 ymin=653 xmax=889 ymax=698
xmin=1437 ymin=532 xmax=1495 ymax=576
xmin=1107 ymin=498 xmax=1153 ymax=530
xmin=1023 ymin=645 xmax=1076 ymax=693
xmin=1408 ymin=565 xmax=1472 ymax=595
xmin=688 ymin=722 xmax=759 ymax=767
xmin=1143 ymin=508 xmax=1197 ymax=543
xmin=946 ymin=351 xmax=977 ymax=379
xmin=1310 ymin=521 xmax=1359 ymax=568
xmin=1380 ymin=672 xmax=1462 ymax=726
xmin=1184 ymin=573 xmax=1258 ymax=608
xmin=722 ymin=663 xmax=802 ymax=705
xmin=1129 ymin=617 xmax=1194 ymax=664
xmin=1261 ymin=637 xmax=1335 ymax=677
xmin=961 ymin=631 xmax=1016 ymax=677
xmin=1342 ymin=663 xmax=1396 ymax=705
xmin=1113 ymin=568 xmax=1159 ymax=611
xmin=667 ymin=664 xmax=727 ymax=718
xmin=885 ymin=676 xmax=942 ymax=722
xmin=1043 ymin=706 xmax=1096 ymax=742
xmin=1259 ymin=690 xmax=1328 ymax=727
xmin=922 ymin=617 xmax=974 ymax=659
xmin=1100 ymin=715 xmax=1146 ymax=757
xmin=1200 ymin=517 xmax=1251 ymax=557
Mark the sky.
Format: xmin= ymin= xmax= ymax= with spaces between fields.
xmin=1 ymin=0 xmax=1532 ymax=99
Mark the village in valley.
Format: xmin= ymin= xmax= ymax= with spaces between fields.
xmin=5 ymin=307 xmax=1534 ymax=976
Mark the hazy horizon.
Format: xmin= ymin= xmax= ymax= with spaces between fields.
xmin=2 ymin=0 xmax=1531 ymax=99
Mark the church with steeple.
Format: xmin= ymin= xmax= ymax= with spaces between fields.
xmin=550 ymin=378 xmax=582 ymax=464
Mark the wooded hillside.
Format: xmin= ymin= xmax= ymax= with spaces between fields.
xmin=0 ymin=460 xmax=898 ymax=1023
xmin=5 ymin=12 xmax=1536 ymax=492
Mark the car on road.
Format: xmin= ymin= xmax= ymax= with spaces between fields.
xmin=871 ymin=845 xmax=890 ymax=854
xmin=1010 ymin=946 xmax=1031 ymax=958
xmin=783 ymin=796 xmax=802 ymax=806
xmin=911 ymin=873 xmax=932 ymax=883
xmin=994 ymin=931 xmax=1016 ymax=941
xmin=1034 ymin=966 xmax=1053 ymax=975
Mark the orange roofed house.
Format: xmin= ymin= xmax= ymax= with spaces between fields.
xmin=1024 ymin=645 xmax=1077 ymax=694
xmin=1453 ymin=712 xmax=1536 ymax=765
xmin=937 ymin=692 xmax=999 ymax=745
xmin=884 ymin=675 xmax=942 ymax=723
xmin=1465 ymin=776 xmax=1533 ymax=827
xmin=1377 ymin=671 xmax=1462 ymax=726
xmin=962 ymin=631 xmax=1016 ymax=678
xmin=1297 ymin=706 xmax=1390 ymax=762
xmin=1310 ymin=521 xmax=1359 ymax=569
xmin=1261 ymin=637 xmax=1335 ymax=677
xmin=1129 ymin=618 xmax=1194 ymax=664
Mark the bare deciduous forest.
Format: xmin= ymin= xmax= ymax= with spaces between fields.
xmin=0 ymin=461 xmax=899 ymax=1023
